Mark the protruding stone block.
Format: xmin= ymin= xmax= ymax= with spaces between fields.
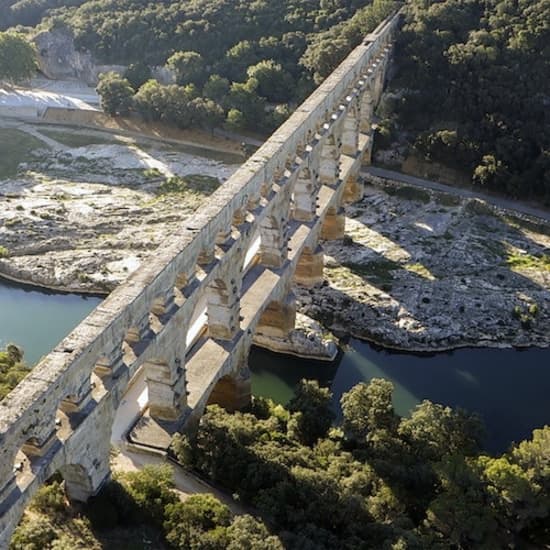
xmin=21 ymin=429 xmax=58 ymax=458
xmin=321 ymin=207 xmax=345 ymax=240
xmin=294 ymin=245 xmax=324 ymax=287
xmin=341 ymin=109 xmax=359 ymax=156
xmin=293 ymin=167 xmax=318 ymax=222
xmin=259 ymin=215 xmax=288 ymax=268
xmin=343 ymin=175 xmax=363 ymax=204
xmin=207 ymin=277 xmax=241 ymax=341
xmin=146 ymin=358 xmax=187 ymax=421
xmin=94 ymin=347 xmax=124 ymax=378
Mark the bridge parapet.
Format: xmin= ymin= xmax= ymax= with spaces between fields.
xmin=0 ymin=9 xmax=401 ymax=544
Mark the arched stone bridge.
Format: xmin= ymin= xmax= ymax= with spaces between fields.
xmin=0 ymin=11 xmax=400 ymax=544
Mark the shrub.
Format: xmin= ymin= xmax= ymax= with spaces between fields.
xmin=29 ymin=481 xmax=66 ymax=515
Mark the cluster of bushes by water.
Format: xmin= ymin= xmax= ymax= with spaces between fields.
xmin=173 ymin=379 xmax=550 ymax=549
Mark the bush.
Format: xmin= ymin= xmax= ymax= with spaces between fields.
xmin=164 ymin=494 xmax=232 ymax=550
xmin=10 ymin=517 xmax=56 ymax=550
xmin=29 ymin=482 xmax=66 ymax=515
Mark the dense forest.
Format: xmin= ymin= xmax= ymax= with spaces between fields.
xmin=1 ymin=0 xmax=396 ymax=131
xmin=385 ymin=0 xmax=550 ymax=202
xmin=171 ymin=380 xmax=550 ymax=548
xmin=2 ymin=0 xmax=549 ymax=199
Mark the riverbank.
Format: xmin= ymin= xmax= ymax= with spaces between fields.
xmin=296 ymin=181 xmax=550 ymax=352
xmin=0 ymin=122 xmax=241 ymax=294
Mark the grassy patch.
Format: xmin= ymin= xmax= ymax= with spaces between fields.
xmin=39 ymin=129 xmax=123 ymax=148
xmin=0 ymin=129 xmax=48 ymax=179
xmin=157 ymin=174 xmax=220 ymax=196
xmin=506 ymin=251 xmax=550 ymax=272
xmin=385 ymin=185 xmax=431 ymax=204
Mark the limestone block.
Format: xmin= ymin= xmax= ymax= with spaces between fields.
xmin=295 ymin=245 xmax=325 ymax=287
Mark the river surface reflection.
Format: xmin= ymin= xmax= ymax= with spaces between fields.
xmin=250 ymin=340 xmax=550 ymax=453
xmin=0 ymin=278 xmax=101 ymax=365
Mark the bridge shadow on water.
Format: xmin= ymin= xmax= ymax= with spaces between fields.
xmin=252 ymin=194 xmax=550 ymax=454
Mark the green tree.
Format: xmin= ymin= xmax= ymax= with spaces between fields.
xmin=246 ymin=59 xmax=293 ymax=102
xmin=226 ymin=515 xmax=283 ymax=550
xmin=341 ymin=379 xmax=398 ymax=443
xmin=398 ymin=400 xmax=483 ymax=460
xmin=287 ymin=379 xmax=334 ymax=445
xmin=164 ymin=494 xmax=231 ymax=550
xmin=203 ymin=74 xmax=230 ymax=104
xmin=96 ymin=72 xmax=134 ymax=116
xmin=120 ymin=464 xmax=177 ymax=526
xmin=225 ymin=108 xmax=246 ymax=131
xmin=0 ymin=343 xmax=30 ymax=400
xmin=166 ymin=51 xmax=206 ymax=87
xmin=188 ymin=97 xmax=224 ymax=131
xmin=0 ymin=32 xmax=36 ymax=84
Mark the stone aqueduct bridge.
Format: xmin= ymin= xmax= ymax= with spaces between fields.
xmin=0 ymin=12 xmax=400 ymax=544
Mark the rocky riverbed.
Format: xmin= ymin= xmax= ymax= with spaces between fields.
xmin=296 ymin=183 xmax=550 ymax=351
xmin=0 ymin=123 xmax=240 ymax=293
xmin=2 ymin=122 xmax=549 ymax=352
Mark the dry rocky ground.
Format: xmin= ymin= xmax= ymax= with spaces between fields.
xmin=297 ymin=183 xmax=550 ymax=351
xmin=1 ymin=122 xmax=549 ymax=351
xmin=0 ymin=123 xmax=241 ymax=292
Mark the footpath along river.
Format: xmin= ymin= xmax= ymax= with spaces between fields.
xmin=1 ymin=278 xmax=548 ymax=453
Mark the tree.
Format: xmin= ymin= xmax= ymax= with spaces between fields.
xmin=227 ymin=79 xmax=266 ymax=129
xmin=0 ymin=32 xmax=36 ymax=84
xmin=119 ymin=464 xmax=177 ymax=525
xmin=226 ymin=515 xmax=283 ymax=550
xmin=134 ymin=79 xmax=167 ymax=121
xmin=398 ymin=400 xmax=484 ymax=460
xmin=341 ymin=379 xmax=398 ymax=443
xmin=424 ymin=455 xmax=501 ymax=548
xmin=166 ymin=51 xmax=206 ymax=87
xmin=124 ymin=62 xmax=152 ymax=90
xmin=164 ymin=494 xmax=231 ymax=550
xmin=225 ymin=108 xmax=246 ymax=131
xmin=203 ymin=74 xmax=230 ymax=104
xmin=96 ymin=72 xmax=134 ymax=116
xmin=287 ymin=379 xmax=334 ymax=445
xmin=246 ymin=60 xmax=293 ymax=102
xmin=188 ymin=97 xmax=224 ymax=131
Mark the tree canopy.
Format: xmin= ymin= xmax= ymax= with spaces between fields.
xmin=174 ymin=379 xmax=550 ymax=549
xmin=385 ymin=0 xmax=550 ymax=203
xmin=0 ymin=32 xmax=36 ymax=84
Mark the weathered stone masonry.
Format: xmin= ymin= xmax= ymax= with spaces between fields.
xmin=0 ymin=11 xmax=400 ymax=544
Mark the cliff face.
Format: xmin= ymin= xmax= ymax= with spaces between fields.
xmin=33 ymin=28 xmax=127 ymax=84
xmin=33 ymin=28 xmax=175 ymax=85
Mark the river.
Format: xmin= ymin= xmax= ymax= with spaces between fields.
xmin=1 ymin=279 xmax=548 ymax=453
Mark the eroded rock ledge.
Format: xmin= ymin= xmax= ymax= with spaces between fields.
xmin=296 ymin=182 xmax=550 ymax=352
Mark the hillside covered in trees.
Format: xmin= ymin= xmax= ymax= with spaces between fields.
xmin=384 ymin=0 xmax=550 ymax=203
xmin=1 ymin=0 xmax=396 ymax=132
